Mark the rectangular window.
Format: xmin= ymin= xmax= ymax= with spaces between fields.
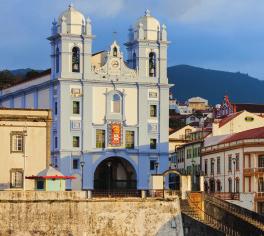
xmin=72 ymin=136 xmax=80 ymax=148
xmin=73 ymin=101 xmax=80 ymax=114
xmin=205 ymin=159 xmax=208 ymax=175
xmin=150 ymin=138 xmax=157 ymax=149
xmin=187 ymin=149 xmax=192 ymax=159
xmin=150 ymin=105 xmax=157 ymax=118
xmin=217 ymin=157 xmax=220 ymax=174
xmin=125 ymin=131 xmax=135 ymax=149
xmin=11 ymin=133 xmax=24 ymax=153
xmin=72 ymin=159 xmax=80 ymax=169
xmin=10 ymin=169 xmax=23 ymax=188
xmin=228 ymin=155 xmax=232 ymax=172
xmin=96 ymin=129 xmax=105 ymax=148
xmin=236 ymin=154 xmax=239 ymax=171
xmin=210 ymin=159 xmax=214 ymax=175
xmin=54 ymin=136 xmax=58 ymax=149
xmin=54 ymin=101 xmax=58 ymax=115
xmin=259 ymin=156 xmax=264 ymax=168
xmin=150 ymin=160 xmax=156 ymax=170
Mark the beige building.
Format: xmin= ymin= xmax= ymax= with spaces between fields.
xmin=202 ymin=127 xmax=264 ymax=214
xmin=169 ymin=125 xmax=197 ymax=153
xmin=0 ymin=108 xmax=52 ymax=190
xmin=212 ymin=110 xmax=264 ymax=136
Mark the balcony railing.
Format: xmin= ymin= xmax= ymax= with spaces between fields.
xmin=244 ymin=167 xmax=264 ymax=175
xmin=202 ymin=139 xmax=264 ymax=153
xmin=255 ymin=192 xmax=264 ymax=200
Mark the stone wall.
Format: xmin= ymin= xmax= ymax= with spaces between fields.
xmin=0 ymin=191 xmax=183 ymax=236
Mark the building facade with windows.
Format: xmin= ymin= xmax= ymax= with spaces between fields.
xmin=0 ymin=6 xmax=170 ymax=191
xmin=0 ymin=108 xmax=51 ymax=190
xmin=202 ymin=127 xmax=264 ymax=214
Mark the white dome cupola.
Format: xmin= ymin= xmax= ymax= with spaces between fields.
xmin=134 ymin=9 xmax=161 ymax=41
xmin=56 ymin=4 xmax=91 ymax=36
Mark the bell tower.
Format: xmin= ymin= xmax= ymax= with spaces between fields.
xmin=125 ymin=10 xmax=168 ymax=83
xmin=48 ymin=4 xmax=94 ymax=80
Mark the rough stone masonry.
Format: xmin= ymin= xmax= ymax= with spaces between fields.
xmin=0 ymin=192 xmax=183 ymax=236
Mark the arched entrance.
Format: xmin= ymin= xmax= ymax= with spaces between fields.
xmin=94 ymin=157 xmax=137 ymax=191
xmin=162 ymin=169 xmax=181 ymax=191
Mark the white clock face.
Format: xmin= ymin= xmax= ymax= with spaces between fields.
xmin=111 ymin=59 xmax=120 ymax=68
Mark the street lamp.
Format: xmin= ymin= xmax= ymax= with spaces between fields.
xmin=154 ymin=161 xmax=159 ymax=174
xmin=80 ymin=160 xmax=85 ymax=190
xmin=232 ymin=157 xmax=236 ymax=194
xmin=107 ymin=161 xmax=112 ymax=197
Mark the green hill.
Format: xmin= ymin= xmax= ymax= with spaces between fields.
xmin=168 ymin=65 xmax=264 ymax=105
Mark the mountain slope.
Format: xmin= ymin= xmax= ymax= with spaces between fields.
xmin=168 ymin=65 xmax=264 ymax=105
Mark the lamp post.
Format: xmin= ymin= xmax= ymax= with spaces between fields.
xmin=80 ymin=160 xmax=85 ymax=190
xmin=154 ymin=161 xmax=159 ymax=174
xmin=232 ymin=157 xmax=236 ymax=194
xmin=107 ymin=161 xmax=112 ymax=197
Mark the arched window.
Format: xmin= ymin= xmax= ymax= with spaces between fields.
xmin=236 ymin=178 xmax=240 ymax=193
xmin=56 ymin=47 xmax=59 ymax=73
xmin=72 ymin=47 xmax=80 ymax=72
xmin=149 ymin=52 xmax=156 ymax=77
xmin=112 ymin=94 xmax=121 ymax=113
xmin=228 ymin=178 xmax=232 ymax=193
xmin=216 ymin=180 xmax=221 ymax=192
xmin=132 ymin=52 xmax=136 ymax=69
xmin=113 ymin=47 xmax=118 ymax=57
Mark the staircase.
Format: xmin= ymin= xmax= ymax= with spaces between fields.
xmin=180 ymin=199 xmax=239 ymax=236
xmin=205 ymin=194 xmax=264 ymax=231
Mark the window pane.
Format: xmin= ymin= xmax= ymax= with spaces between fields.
xmin=73 ymin=159 xmax=79 ymax=169
xmin=112 ymin=94 xmax=121 ymax=113
xmin=150 ymin=139 xmax=157 ymax=149
xmin=126 ymin=131 xmax=134 ymax=149
xmin=73 ymin=136 xmax=80 ymax=148
xmin=96 ymin=130 xmax=105 ymax=148
xmin=73 ymin=101 xmax=80 ymax=114
xmin=11 ymin=134 xmax=23 ymax=152
xmin=10 ymin=170 xmax=23 ymax=188
xmin=150 ymin=160 xmax=156 ymax=170
xmin=150 ymin=105 xmax=157 ymax=118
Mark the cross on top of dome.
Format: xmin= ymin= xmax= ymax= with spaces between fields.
xmin=69 ymin=3 xmax=74 ymax=9
xmin=145 ymin=9 xmax=151 ymax=16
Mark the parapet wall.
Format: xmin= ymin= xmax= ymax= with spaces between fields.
xmin=0 ymin=191 xmax=183 ymax=236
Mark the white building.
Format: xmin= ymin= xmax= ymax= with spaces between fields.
xmin=202 ymin=127 xmax=264 ymax=214
xmin=0 ymin=6 xmax=170 ymax=192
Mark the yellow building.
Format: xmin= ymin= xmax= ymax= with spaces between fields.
xmin=188 ymin=97 xmax=209 ymax=111
xmin=0 ymin=108 xmax=52 ymax=190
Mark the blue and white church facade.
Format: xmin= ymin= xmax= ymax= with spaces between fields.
xmin=0 ymin=5 xmax=170 ymax=191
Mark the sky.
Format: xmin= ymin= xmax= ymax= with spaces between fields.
xmin=0 ymin=0 xmax=264 ymax=79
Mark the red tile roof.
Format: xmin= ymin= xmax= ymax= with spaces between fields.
xmin=218 ymin=112 xmax=242 ymax=127
xmin=220 ymin=126 xmax=264 ymax=144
